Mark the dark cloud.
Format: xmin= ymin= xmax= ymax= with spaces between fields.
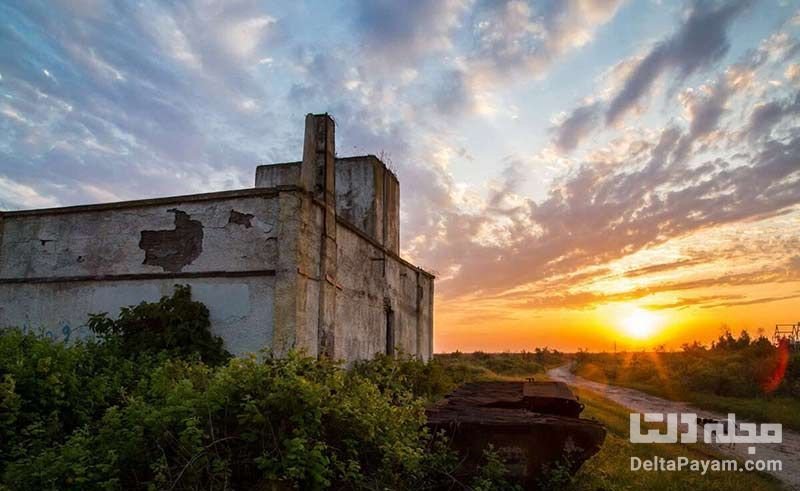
xmin=551 ymin=102 xmax=601 ymax=153
xmin=433 ymin=69 xmax=475 ymax=115
xmin=701 ymin=293 xmax=800 ymax=308
xmin=623 ymin=258 xmax=705 ymax=278
xmin=645 ymin=295 xmax=744 ymax=310
xmin=351 ymin=0 xmax=466 ymax=63
xmin=747 ymin=91 xmax=800 ymax=141
xmin=671 ymin=78 xmax=732 ymax=163
xmin=605 ymin=0 xmax=751 ymax=125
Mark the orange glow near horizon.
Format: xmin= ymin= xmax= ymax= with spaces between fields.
xmin=432 ymin=283 xmax=800 ymax=353
xmin=427 ymin=211 xmax=800 ymax=354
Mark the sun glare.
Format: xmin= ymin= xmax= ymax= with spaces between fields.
xmin=621 ymin=308 xmax=660 ymax=339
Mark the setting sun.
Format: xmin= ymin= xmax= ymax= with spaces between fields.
xmin=621 ymin=308 xmax=661 ymax=340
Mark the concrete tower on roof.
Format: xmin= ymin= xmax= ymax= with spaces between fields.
xmin=0 ymin=114 xmax=434 ymax=362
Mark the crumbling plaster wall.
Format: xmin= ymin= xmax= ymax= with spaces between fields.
xmin=0 ymin=190 xmax=287 ymax=355
xmin=334 ymin=220 xmax=433 ymax=362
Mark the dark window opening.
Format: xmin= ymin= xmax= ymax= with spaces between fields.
xmin=386 ymin=308 xmax=395 ymax=356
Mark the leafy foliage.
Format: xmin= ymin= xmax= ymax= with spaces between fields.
xmin=434 ymin=348 xmax=563 ymax=384
xmin=574 ymin=330 xmax=800 ymax=398
xmin=87 ymin=284 xmax=230 ymax=365
xmin=0 ymin=327 xmax=159 ymax=481
xmin=0 ymin=287 xmax=528 ymax=490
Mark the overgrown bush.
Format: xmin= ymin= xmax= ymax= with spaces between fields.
xmin=4 ymin=353 xmax=444 ymax=490
xmin=87 ymin=284 xmax=230 ymax=366
xmin=0 ymin=327 xmax=158 ymax=477
xmin=0 ymin=286 xmax=520 ymax=490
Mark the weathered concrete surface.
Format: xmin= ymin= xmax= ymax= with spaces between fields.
xmin=139 ymin=209 xmax=204 ymax=272
xmin=257 ymin=155 xmax=401 ymax=254
xmin=306 ymin=114 xmax=338 ymax=359
xmin=335 ymin=220 xmax=433 ymax=361
xmin=254 ymin=162 xmax=300 ymax=188
xmin=0 ymin=194 xmax=279 ymax=279
xmin=0 ymin=192 xmax=281 ymax=355
xmin=334 ymin=156 xmax=400 ymax=254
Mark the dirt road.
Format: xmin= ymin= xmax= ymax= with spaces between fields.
xmin=548 ymin=365 xmax=800 ymax=489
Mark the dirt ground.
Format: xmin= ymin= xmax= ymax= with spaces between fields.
xmin=548 ymin=365 xmax=800 ymax=490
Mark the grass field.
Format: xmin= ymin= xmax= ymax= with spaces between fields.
xmin=573 ymin=363 xmax=800 ymax=432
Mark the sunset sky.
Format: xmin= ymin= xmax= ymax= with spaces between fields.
xmin=1 ymin=0 xmax=799 ymax=352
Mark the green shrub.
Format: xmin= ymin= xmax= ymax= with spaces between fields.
xmin=3 ymin=353 xmax=449 ymax=490
xmin=352 ymin=353 xmax=457 ymax=402
xmin=573 ymin=331 xmax=800 ymax=399
xmin=87 ymin=285 xmax=230 ymax=366
xmin=0 ymin=327 xmax=158 ymax=476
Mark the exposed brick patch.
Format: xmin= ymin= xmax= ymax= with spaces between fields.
xmin=139 ymin=209 xmax=203 ymax=272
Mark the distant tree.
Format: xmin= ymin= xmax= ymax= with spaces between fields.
xmin=681 ymin=341 xmax=706 ymax=353
xmin=713 ymin=329 xmax=737 ymax=351
xmin=736 ymin=330 xmax=751 ymax=349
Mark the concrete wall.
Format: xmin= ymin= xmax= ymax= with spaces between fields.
xmin=0 ymin=278 xmax=274 ymax=356
xmin=334 ymin=219 xmax=433 ymax=361
xmin=256 ymin=155 xmax=400 ymax=254
xmin=0 ymin=189 xmax=285 ymax=355
xmin=334 ymin=156 xmax=400 ymax=254
xmin=255 ymin=163 xmax=300 ymax=188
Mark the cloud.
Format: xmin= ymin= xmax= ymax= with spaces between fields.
xmin=0 ymin=0 xmax=285 ymax=208
xmin=419 ymin=112 xmax=800 ymax=300
xmin=470 ymin=0 xmax=624 ymax=76
xmin=746 ymin=91 xmax=800 ymax=141
xmin=623 ymin=258 xmax=705 ymax=278
xmin=434 ymin=0 xmax=624 ymax=115
xmin=606 ymin=0 xmax=751 ymax=125
xmin=702 ymin=293 xmax=800 ymax=308
xmin=352 ymin=0 xmax=468 ymax=64
xmin=1 ymin=0 xmax=798 ymax=325
xmin=547 ymin=9 xmax=791 ymax=155
xmin=644 ymin=295 xmax=743 ymax=310
xmin=551 ymin=102 xmax=602 ymax=153
xmin=495 ymin=265 xmax=800 ymax=310
xmin=0 ymin=175 xmax=60 ymax=209
xmin=787 ymin=63 xmax=800 ymax=82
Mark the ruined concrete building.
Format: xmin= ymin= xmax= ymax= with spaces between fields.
xmin=0 ymin=114 xmax=434 ymax=362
